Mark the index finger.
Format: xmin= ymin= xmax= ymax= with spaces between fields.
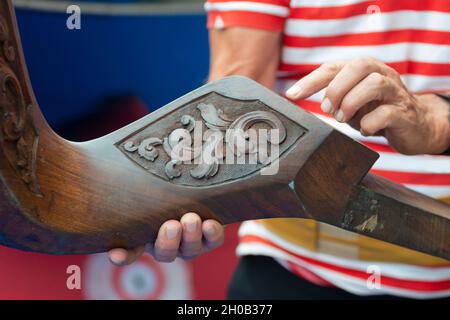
xmin=285 ymin=61 xmax=346 ymax=100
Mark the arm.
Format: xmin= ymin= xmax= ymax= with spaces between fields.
xmin=208 ymin=27 xmax=282 ymax=86
xmin=108 ymin=27 xmax=282 ymax=265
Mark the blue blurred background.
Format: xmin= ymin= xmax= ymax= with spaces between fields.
xmin=15 ymin=0 xmax=210 ymax=127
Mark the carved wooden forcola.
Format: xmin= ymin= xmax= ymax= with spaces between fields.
xmin=0 ymin=0 xmax=449 ymax=258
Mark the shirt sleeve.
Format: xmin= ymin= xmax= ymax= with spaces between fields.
xmin=205 ymin=0 xmax=291 ymax=32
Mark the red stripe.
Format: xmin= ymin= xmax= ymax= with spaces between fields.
xmin=280 ymin=61 xmax=450 ymax=77
xmin=207 ymin=11 xmax=285 ymax=31
xmin=241 ymin=235 xmax=450 ymax=292
xmin=289 ymin=0 xmax=450 ymax=20
xmin=292 ymin=99 xmax=323 ymax=115
xmin=287 ymin=261 xmax=335 ymax=287
xmin=208 ymin=0 xmax=290 ymax=6
xmin=389 ymin=61 xmax=450 ymax=76
xmin=362 ymin=141 xmax=395 ymax=153
xmin=371 ymin=170 xmax=450 ymax=186
xmin=284 ymin=30 xmax=450 ymax=47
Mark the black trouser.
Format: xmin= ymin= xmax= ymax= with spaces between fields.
xmin=228 ymin=255 xmax=407 ymax=300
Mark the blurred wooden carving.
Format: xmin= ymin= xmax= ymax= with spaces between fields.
xmin=0 ymin=13 xmax=41 ymax=196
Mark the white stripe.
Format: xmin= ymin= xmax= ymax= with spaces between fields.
xmin=204 ymin=1 xmax=290 ymax=17
xmin=404 ymin=184 xmax=450 ymax=198
xmin=373 ymin=152 xmax=450 ymax=174
xmin=290 ymin=0 xmax=371 ymax=8
xmin=282 ymin=43 xmax=450 ymax=65
xmin=285 ymin=11 xmax=450 ymax=37
xmin=401 ymin=74 xmax=450 ymax=92
xmin=239 ymin=221 xmax=450 ymax=281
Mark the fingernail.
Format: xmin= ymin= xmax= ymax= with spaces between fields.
xmin=321 ymin=98 xmax=332 ymax=113
xmin=204 ymin=224 xmax=216 ymax=238
xmin=185 ymin=219 xmax=198 ymax=233
xmin=166 ymin=225 xmax=179 ymax=240
xmin=286 ymin=84 xmax=302 ymax=98
xmin=109 ymin=251 xmax=126 ymax=265
xmin=335 ymin=109 xmax=345 ymax=122
xmin=109 ymin=256 xmax=123 ymax=265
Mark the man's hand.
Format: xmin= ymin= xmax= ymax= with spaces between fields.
xmin=286 ymin=57 xmax=450 ymax=155
xmin=107 ymin=213 xmax=224 ymax=265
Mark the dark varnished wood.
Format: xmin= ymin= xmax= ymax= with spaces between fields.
xmin=0 ymin=0 xmax=449 ymax=258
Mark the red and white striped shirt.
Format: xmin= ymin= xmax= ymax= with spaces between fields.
xmin=206 ymin=0 xmax=450 ymax=298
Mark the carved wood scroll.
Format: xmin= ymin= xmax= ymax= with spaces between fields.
xmin=118 ymin=92 xmax=308 ymax=186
